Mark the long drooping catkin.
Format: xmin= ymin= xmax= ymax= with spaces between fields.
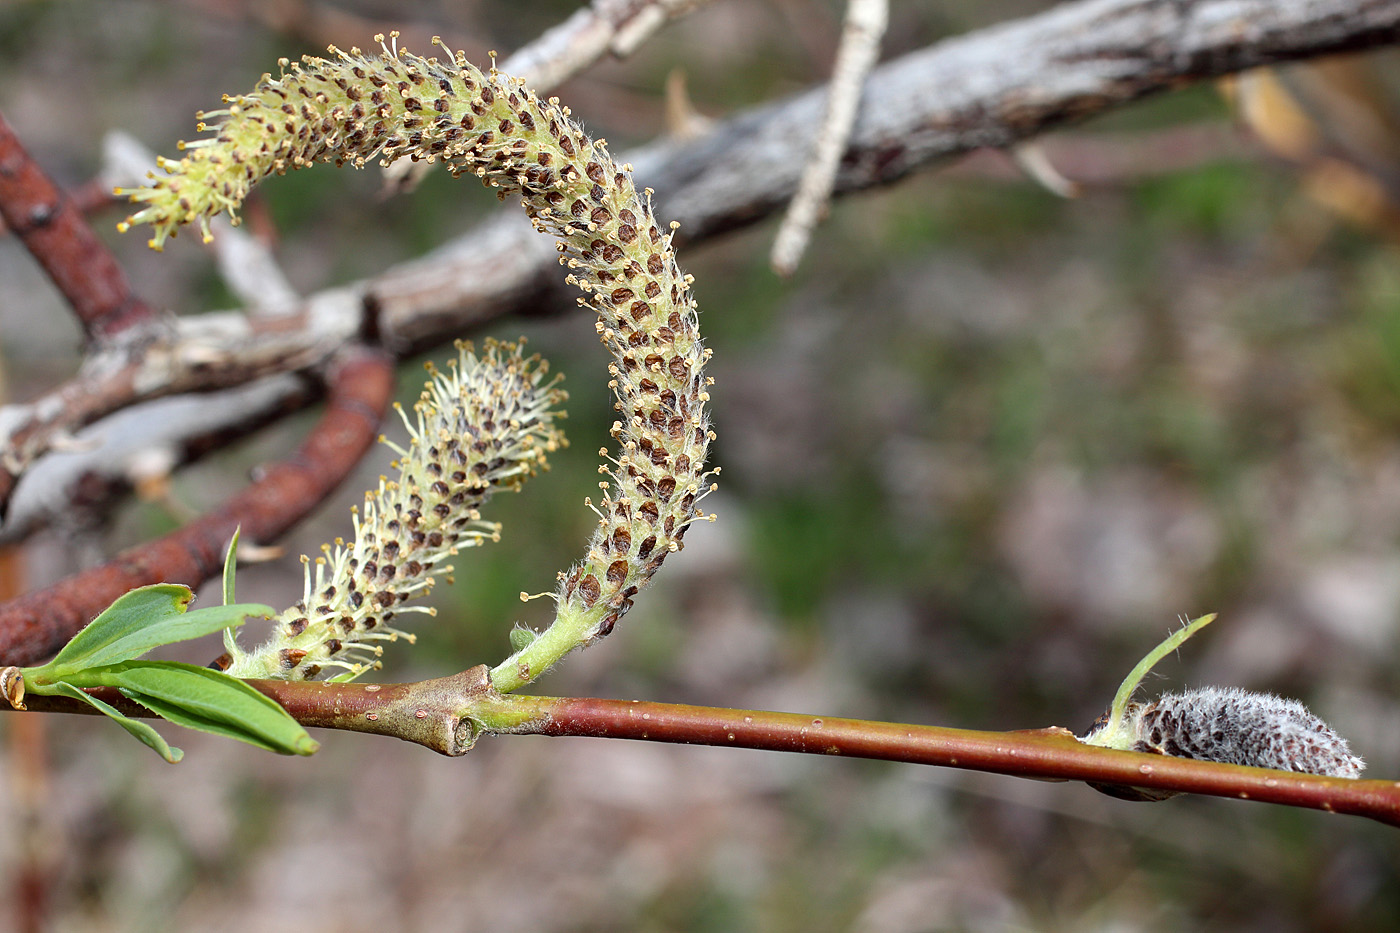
xmin=122 ymin=35 xmax=716 ymax=689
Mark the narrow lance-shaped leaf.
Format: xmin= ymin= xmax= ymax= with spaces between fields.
xmin=28 ymin=680 xmax=183 ymax=763
xmin=222 ymin=529 xmax=245 ymax=658
xmin=67 ymin=661 xmax=317 ymax=756
xmin=37 ymin=583 xmax=274 ymax=679
xmin=118 ymin=691 xmax=287 ymax=755
xmin=1085 ymin=613 xmax=1218 ymax=751
xmin=223 ymin=526 xmax=240 ymax=607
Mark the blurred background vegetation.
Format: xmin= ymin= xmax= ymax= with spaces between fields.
xmin=2 ymin=1 xmax=1399 ymax=930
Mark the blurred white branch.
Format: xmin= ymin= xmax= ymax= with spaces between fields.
xmin=104 ymin=132 xmax=300 ymax=317
xmin=770 ymin=0 xmax=887 ymax=277
xmin=4 ymin=0 xmax=1397 ymax=540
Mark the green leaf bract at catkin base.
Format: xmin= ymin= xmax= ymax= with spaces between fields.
xmin=36 ymin=583 xmax=274 ymax=679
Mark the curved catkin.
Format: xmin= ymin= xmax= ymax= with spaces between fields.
xmin=1087 ymin=686 xmax=1364 ymax=779
xmin=223 ymin=341 xmax=564 ymax=680
xmin=121 ymin=35 xmax=716 ymax=689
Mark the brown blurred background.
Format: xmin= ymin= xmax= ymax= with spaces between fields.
xmin=1 ymin=1 xmax=1399 ymax=930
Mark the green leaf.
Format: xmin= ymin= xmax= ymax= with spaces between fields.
xmin=44 ymin=584 xmax=192 ymax=674
xmin=38 ymin=584 xmax=275 ymax=678
xmin=1085 ymin=613 xmax=1218 ymax=750
xmin=222 ymin=529 xmax=243 ymax=658
xmin=118 ymin=690 xmax=284 ymax=754
xmin=509 ymin=625 xmax=537 ymax=652
xmin=223 ymin=527 xmax=241 ymax=606
xmin=31 ymin=680 xmax=182 ymax=762
xmin=74 ymin=661 xmax=317 ymax=756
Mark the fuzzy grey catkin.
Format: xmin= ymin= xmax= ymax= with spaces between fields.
xmin=1084 ymin=685 xmax=1365 ymax=786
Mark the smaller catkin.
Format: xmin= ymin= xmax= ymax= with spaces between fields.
xmin=224 ymin=340 xmax=565 ymax=681
xmin=1088 ymin=686 xmax=1364 ymax=778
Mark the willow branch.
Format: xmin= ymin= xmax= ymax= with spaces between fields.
xmin=13 ymin=670 xmax=1400 ymax=828
xmin=502 ymin=0 xmax=713 ymax=91
xmin=0 ymin=287 xmax=363 ymax=524
xmin=2 ymin=0 xmax=1395 ymax=539
xmin=0 ymin=111 xmax=165 ymax=517
xmin=0 ymin=176 xmax=115 ymax=237
xmin=0 ymin=347 xmax=393 ymax=666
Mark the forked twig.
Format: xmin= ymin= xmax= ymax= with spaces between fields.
xmin=770 ymin=0 xmax=887 ymax=276
xmin=0 ymin=347 xmax=393 ymax=666
xmin=0 ymin=112 xmax=156 ymax=344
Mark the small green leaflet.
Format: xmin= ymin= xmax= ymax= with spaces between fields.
xmin=37 ymin=583 xmax=275 ymax=679
xmin=1083 ymin=613 xmax=1218 ymax=750
xmin=20 ymin=574 xmax=317 ymax=762
xmin=223 ymin=526 xmax=240 ymax=607
xmin=222 ymin=527 xmax=243 ymax=658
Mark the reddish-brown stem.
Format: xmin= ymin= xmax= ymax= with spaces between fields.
xmin=0 ymin=111 xmax=154 ymax=343
xmin=0 ymin=177 xmax=116 ymax=236
xmin=518 ymin=697 xmax=1400 ymax=826
xmin=13 ymin=669 xmax=494 ymax=758
xmin=0 ymin=347 xmax=394 ymax=666
xmin=12 ymin=675 xmax=1400 ymax=827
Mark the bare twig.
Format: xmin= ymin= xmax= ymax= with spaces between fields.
xmin=501 ymin=0 xmax=711 ymax=90
xmin=0 ymin=112 xmax=165 ymax=518
xmin=0 ymin=375 xmax=320 ymax=545
xmin=770 ymin=0 xmax=887 ymax=276
xmin=0 ymin=347 xmax=393 ymax=666
xmin=2 ymin=0 xmax=1396 ymax=539
xmin=0 ymin=111 xmax=156 ymax=345
xmin=496 ymin=696 xmax=1400 ymax=828
xmin=1009 ymin=141 xmax=1082 ymax=198
xmin=609 ymin=0 xmax=712 ymax=58
xmin=12 ymin=672 xmax=1400 ymax=827
xmin=207 ymin=219 xmax=302 ymax=317
xmin=0 ymin=284 xmax=362 ymax=523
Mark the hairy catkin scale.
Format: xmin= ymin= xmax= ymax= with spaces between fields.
xmin=1084 ymin=685 xmax=1364 ymax=801
xmin=224 ymin=340 xmax=565 ymax=680
xmin=123 ymin=35 xmax=716 ymax=686
xmin=1124 ymin=687 xmax=1363 ymax=776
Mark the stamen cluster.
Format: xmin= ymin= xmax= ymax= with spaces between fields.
xmin=225 ymin=340 xmax=564 ymax=680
